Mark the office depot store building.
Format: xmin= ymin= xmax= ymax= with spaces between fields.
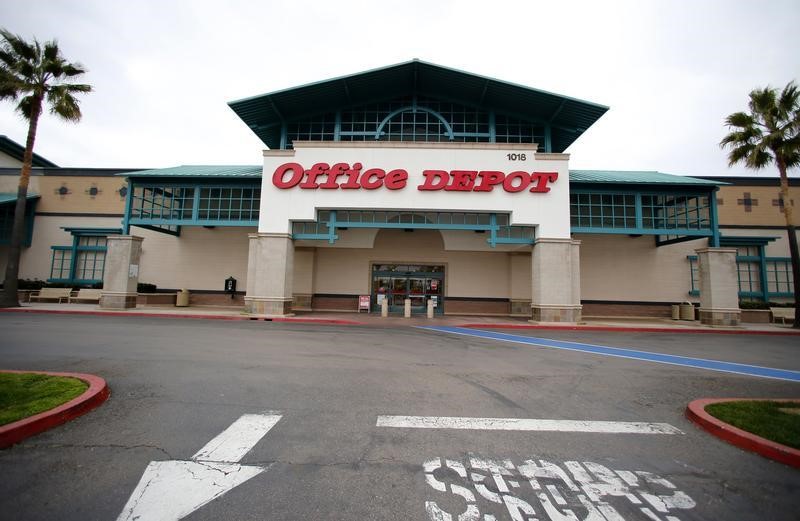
xmin=10 ymin=60 xmax=769 ymax=326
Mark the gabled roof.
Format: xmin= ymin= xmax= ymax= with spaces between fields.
xmin=569 ymin=170 xmax=724 ymax=187
xmin=0 ymin=136 xmax=58 ymax=167
xmin=122 ymin=165 xmax=262 ymax=178
xmin=228 ymin=59 xmax=609 ymax=152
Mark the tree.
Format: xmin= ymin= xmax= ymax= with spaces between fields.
xmin=0 ymin=29 xmax=91 ymax=307
xmin=720 ymin=81 xmax=800 ymax=328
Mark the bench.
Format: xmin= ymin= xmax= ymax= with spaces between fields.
xmin=69 ymin=288 xmax=102 ymax=303
xmin=770 ymin=307 xmax=796 ymax=325
xmin=29 ymin=287 xmax=73 ymax=303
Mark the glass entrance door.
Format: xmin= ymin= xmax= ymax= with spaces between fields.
xmin=371 ymin=264 xmax=445 ymax=314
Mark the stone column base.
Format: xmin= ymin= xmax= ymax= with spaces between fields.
xmin=510 ymin=300 xmax=532 ymax=317
xmin=699 ymin=308 xmax=741 ymax=327
xmin=530 ymin=305 xmax=582 ymax=324
xmin=100 ymin=292 xmax=138 ymax=309
xmin=292 ymin=293 xmax=313 ymax=311
xmin=245 ymin=297 xmax=295 ymax=317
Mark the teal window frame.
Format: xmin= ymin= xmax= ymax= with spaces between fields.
xmin=291 ymin=209 xmax=535 ymax=247
xmin=0 ymin=197 xmax=38 ymax=247
xmin=125 ymin=179 xmax=261 ymax=236
xmin=570 ymin=187 xmax=715 ymax=239
xmin=48 ymin=228 xmax=120 ymax=285
xmin=687 ymin=249 xmax=793 ymax=301
xmin=283 ymin=94 xmax=549 ymax=151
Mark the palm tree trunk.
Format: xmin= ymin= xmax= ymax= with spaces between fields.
xmin=777 ymin=160 xmax=800 ymax=328
xmin=0 ymin=98 xmax=42 ymax=308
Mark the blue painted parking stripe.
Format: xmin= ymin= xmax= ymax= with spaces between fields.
xmin=418 ymin=326 xmax=800 ymax=383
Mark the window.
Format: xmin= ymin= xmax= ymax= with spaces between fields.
xmin=687 ymin=242 xmax=793 ymax=300
xmin=49 ymin=229 xmax=118 ymax=285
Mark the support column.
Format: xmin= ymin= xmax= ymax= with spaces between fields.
xmin=244 ymin=232 xmax=294 ymax=317
xmin=696 ymin=247 xmax=741 ymax=326
xmin=100 ymin=235 xmax=143 ymax=309
xmin=530 ymin=238 xmax=582 ymax=323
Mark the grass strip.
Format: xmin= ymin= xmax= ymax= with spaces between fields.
xmin=705 ymin=400 xmax=800 ymax=450
xmin=0 ymin=373 xmax=88 ymax=426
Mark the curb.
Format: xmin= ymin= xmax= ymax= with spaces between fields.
xmin=1 ymin=308 xmax=797 ymax=334
xmin=0 ymin=370 xmax=110 ymax=449
xmin=460 ymin=323 xmax=800 ymax=336
xmin=0 ymin=308 xmax=364 ymax=325
xmin=686 ymin=398 xmax=800 ymax=468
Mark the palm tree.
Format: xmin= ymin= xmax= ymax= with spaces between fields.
xmin=720 ymin=81 xmax=800 ymax=328
xmin=0 ymin=29 xmax=91 ymax=307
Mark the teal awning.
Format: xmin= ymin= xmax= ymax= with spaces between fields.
xmin=569 ymin=170 xmax=724 ymax=186
xmin=121 ymin=165 xmax=262 ymax=178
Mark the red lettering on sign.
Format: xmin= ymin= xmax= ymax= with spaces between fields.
xmin=340 ymin=163 xmax=363 ymax=189
xmin=273 ymin=162 xmax=305 ymax=189
xmin=418 ymin=170 xmax=449 ymax=191
xmin=503 ymin=171 xmax=531 ymax=193
xmin=299 ymin=163 xmax=329 ymax=189
xmin=474 ymin=171 xmax=504 ymax=192
xmin=384 ymin=169 xmax=409 ymax=190
xmin=360 ymin=168 xmax=386 ymax=190
xmin=271 ymin=162 xmax=559 ymax=194
xmin=445 ymin=171 xmax=478 ymax=191
xmin=530 ymin=172 xmax=558 ymax=193
xmin=318 ymin=163 xmax=350 ymax=189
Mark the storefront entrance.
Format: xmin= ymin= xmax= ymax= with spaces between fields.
xmin=371 ymin=264 xmax=444 ymax=314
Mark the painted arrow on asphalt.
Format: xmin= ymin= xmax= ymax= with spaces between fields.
xmin=116 ymin=412 xmax=282 ymax=521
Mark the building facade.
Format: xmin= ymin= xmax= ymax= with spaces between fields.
xmin=1 ymin=61 xmax=796 ymax=323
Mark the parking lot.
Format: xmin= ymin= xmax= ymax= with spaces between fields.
xmin=1 ymin=313 xmax=798 ymax=520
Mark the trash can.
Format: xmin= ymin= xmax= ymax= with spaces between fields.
xmin=671 ymin=305 xmax=680 ymax=320
xmin=679 ymin=302 xmax=694 ymax=321
xmin=176 ymin=288 xmax=189 ymax=307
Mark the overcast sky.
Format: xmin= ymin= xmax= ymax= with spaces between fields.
xmin=1 ymin=0 xmax=798 ymax=177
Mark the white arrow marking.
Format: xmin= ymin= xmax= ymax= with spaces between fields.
xmin=117 ymin=412 xmax=282 ymax=521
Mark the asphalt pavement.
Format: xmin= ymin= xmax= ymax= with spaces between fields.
xmin=0 ymin=313 xmax=798 ymax=521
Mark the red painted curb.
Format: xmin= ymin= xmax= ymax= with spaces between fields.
xmin=0 ymin=370 xmax=110 ymax=449
xmin=0 ymin=308 xmax=365 ymax=325
xmin=686 ymin=398 xmax=800 ymax=468
xmin=461 ymin=323 xmax=800 ymax=336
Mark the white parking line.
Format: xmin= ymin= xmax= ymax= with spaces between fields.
xmin=377 ymin=416 xmax=683 ymax=434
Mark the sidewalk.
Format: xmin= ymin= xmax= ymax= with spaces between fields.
xmin=2 ymin=302 xmax=798 ymax=334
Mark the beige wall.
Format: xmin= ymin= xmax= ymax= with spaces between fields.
xmin=312 ymin=229 xmax=512 ymax=298
xmin=716 ymin=184 xmax=800 ymax=227
xmin=135 ymin=227 xmax=251 ymax=291
xmin=578 ymin=234 xmax=705 ymax=303
xmin=1 ymin=214 xmax=251 ymax=291
xmin=0 ymin=152 xmax=23 ymax=168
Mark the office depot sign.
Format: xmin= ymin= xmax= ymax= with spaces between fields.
xmin=272 ymin=162 xmax=558 ymax=193
xmin=260 ymin=145 xmax=572 ymax=238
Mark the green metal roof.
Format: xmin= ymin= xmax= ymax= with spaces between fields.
xmin=569 ymin=170 xmax=724 ymax=186
xmin=228 ymin=59 xmax=609 ymax=152
xmin=0 ymin=136 xmax=58 ymax=167
xmin=0 ymin=193 xmax=40 ymax=205
xmin=122 ymin=165 xmax=262 ymax=178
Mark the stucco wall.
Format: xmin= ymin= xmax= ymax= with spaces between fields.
xmin=578 ymin=234 xmax=705 ymax=303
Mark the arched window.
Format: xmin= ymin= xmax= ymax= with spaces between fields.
xmin=375 ymin=107 xmax=454 ymax=142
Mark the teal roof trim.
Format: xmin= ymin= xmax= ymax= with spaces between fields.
xmin=228 ymin=59 xmax=609 ymax=152
xmin=122 ymin=165 xmax=262 ymax=178
xmin=0 ymin=193 xmax=40 ymax=205
xmin=569 ymin=170 xmax=725 ymax=186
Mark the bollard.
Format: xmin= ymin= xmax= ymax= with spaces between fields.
xmin=381 ymin=298 xmax=388 ymax=317
xmin=427 ymin=299 xmax=434 ymax=319
xmin=404 ymin=298 xmax=411 ymax=318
